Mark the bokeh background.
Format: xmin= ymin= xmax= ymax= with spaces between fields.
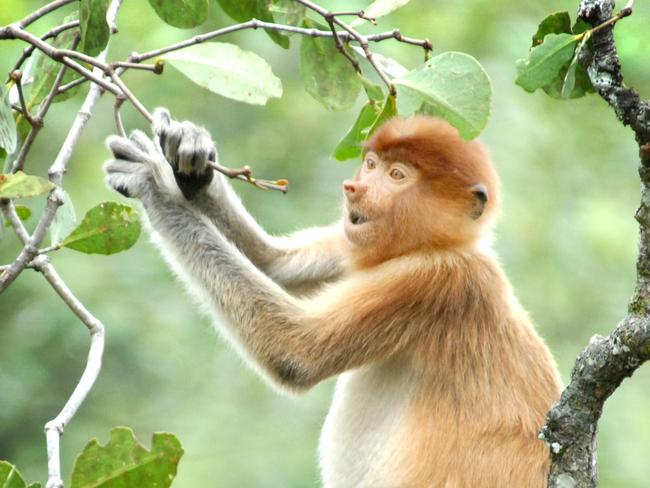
xmin=1 ymin=0 xmax=649 ymax=486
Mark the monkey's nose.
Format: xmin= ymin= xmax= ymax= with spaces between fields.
xmin=343 ymin=180 xmax=367 ymax=198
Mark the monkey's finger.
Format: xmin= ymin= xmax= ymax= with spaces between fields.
xmin=152 ymin=107 xmax=172 ymax=135
xmin=105 ymin=173 xmax=136 ymax=198
xmin=106 ymin=135 xmax=149 ymax=163
xmin=129 ymin=129 xmax=156 ymax=155
xmin=196 ymin=130 xmax=216 ymax=171
xmin=103 ymin=159 xmax=143 ymax=175
xmin=162 ymin=120 xmax=184 ymax=169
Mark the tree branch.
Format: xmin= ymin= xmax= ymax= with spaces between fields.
xmin=35 ymin=255 xmax=105 ymax=488
xmin=540 ymin=1 xmax=650 ymax=486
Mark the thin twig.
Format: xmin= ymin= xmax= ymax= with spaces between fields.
xmin=11 ymin=35 xmax=81 ymax=173
xmin=331 ymin=10 xmax=376 ymax=24
xmin=56 ymin=76 xmax=87 ymax=95
xmin=207 ymin=161 xmax=289 ymax=193
xmin=7 ymin=20 xmax=80 ymax=82
xmin=324 ymin=14 xmax=360 ymax=73
xmin=108 ymin=71 xmax=153 ymax=121
xmin=129 ymin=20 xmax=431 ymax=62
xmin=11 ymin=71 xmax=37 ymax=126
xmin=39 ymin=244 xmax=62 ymax=255
xmin=0 ymin=200 xmax=31 ymax=243
xmin=17 ymin=0 xmax=77 ymax=29
xmin=111 ymin=61 xmax=163 ymax=73
xmin=114 ymin=96 xmax=126 ymax=137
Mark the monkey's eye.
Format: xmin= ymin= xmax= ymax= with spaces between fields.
xmin=389 ymin=168 xmax=405 ymax=180
xmin=366 ymin=158 xmax=377 ymax=170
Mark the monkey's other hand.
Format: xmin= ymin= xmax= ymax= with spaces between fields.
xmin=153 ymin=107 xmax=216 ymax=200
xmin=104 ymin=130 xmax=179 ymax=200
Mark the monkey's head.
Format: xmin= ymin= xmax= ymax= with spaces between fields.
xmin=342 ymin=116 xmax=500 ymax=264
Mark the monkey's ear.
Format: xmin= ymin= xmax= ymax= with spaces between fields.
xmin=470 ymin=183 xmax=488 ymax=220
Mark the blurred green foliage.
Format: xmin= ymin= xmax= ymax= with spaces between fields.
xmin=1 ymin=1 xmax=650 ymax=486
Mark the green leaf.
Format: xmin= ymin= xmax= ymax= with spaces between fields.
xmin=148 ymin=0 xmax=208 ymax=28
xmin=71 ymin=427 xmax=183 ymax=488
xmin=50 ymin=189 xmax=76 ymax=245
xmin=394 ymin=52 xmax=492 ymax=140
xmin=0 ymin=85 xmax=17 ymax=154
xmin=29 ymin=14 xmax=83 ymax=107
xmin=359 ymin=76 xmax=384 ymax=103
xmin=572 ymin=18 xmax=591 ymax=35
xmin=217 ymin=0 xmax=290 ymax=48
xmin=368 ymin=94 xmax=397 ymax=136
xmin=350 ymin=0 xmax=411 ymax=27
xmin=350 ymin=46 xmax=408 ymax=79
xmin=269 ymin=0 xmax=306 ymax=28
xmin=515 ymin=33 xmax=580 ymax=93
xmin=163 ymin=43 xmax=282 ymax=105
xmin=61 ymin=201 xmax=141 ymax=255
xmin=2 ymin=119 xmax=32 ymax=172
xmin=80 ymin=0 xmax=110 ymax=56
xmin=300 ymin=21 xmax=360 ymax=111
xmin=333 ymin=102 xmax=380 ymax=161
xmin=532 ymin=11 xmax=571 ymax=46
xmin=4 ymin=205 xmax=31 ymax=227
xmin=0 ymin=172 xmax=55 ymax=199
xmin=0 ymin=461 xmax=37 ymax=488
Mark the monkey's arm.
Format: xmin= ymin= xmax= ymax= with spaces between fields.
xmin=141 ymin=191 xmax=430 ymax=390
xmin=191 ymin=178 xmax=348 ymax=292
xmin=150 ymin=109 xmax=347 ymax=291
xmin=104 ymin=135 xmax=433 ymax=389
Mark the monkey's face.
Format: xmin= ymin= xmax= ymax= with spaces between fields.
xmin=342 ymin=151 xmax=419 ymax=250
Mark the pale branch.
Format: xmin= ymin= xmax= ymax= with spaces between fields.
xmin=16 ymin=0 xmax=77 ymax=29
xmin=41 ymin=6 xmax=120 ymax=487
xmin=0 ymin=200 xmax=31 ymax=243
xmin=35 ymin=255 xmax=105 ymax=488
xmin=56 ymin=76 xmax=86 ymax=95
xmin=540 ymin=1 xmax=650 ymax=487
xmin=128 ymin=20 xmax=432 ymax=63
xmin=331 ymin=10 xmax=376 ymax=24
xmin=114 ymin=96 xmax=127 ymax=137
xmin=0 ymin=187 xmax=64 ymax=294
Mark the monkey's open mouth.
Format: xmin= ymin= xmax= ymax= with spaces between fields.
xmin=349 ymin=210 xmax=368 ymax=225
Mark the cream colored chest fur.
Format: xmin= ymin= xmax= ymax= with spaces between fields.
xmin=319 ymin=357 xmax=414 ymax=488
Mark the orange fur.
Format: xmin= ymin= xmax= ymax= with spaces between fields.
xmin=310 ymin=117 xmax=559 ymax=486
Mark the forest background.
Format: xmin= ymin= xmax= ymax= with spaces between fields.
xmin=1 ymin=0 xmax=649 ymax=486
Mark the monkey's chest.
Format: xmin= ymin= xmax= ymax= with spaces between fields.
xmin=319 ymin=360 xmax=414 ymax=488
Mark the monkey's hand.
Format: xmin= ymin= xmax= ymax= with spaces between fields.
xmin=152 ymin=107 xmax=217 ymax=200
xmin=104 ymin=129 xmax=180 ymax=201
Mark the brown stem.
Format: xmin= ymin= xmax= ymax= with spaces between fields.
xmin=10 ymin=35 xmax=81 ymax=173
xmin=6 ymin=20 xmax=79 ymax=83
xmin=10 ymin=70 xmax=37 ymax=126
